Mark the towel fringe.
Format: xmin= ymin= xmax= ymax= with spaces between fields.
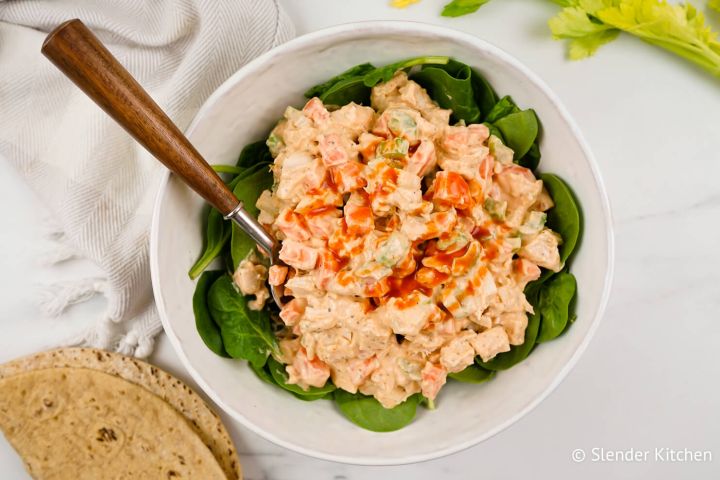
xmin=61 ymin=309 xmax=161 ymax=359
xmin=38 ymin=277 xmax=108 ymax=317
xmin=40 ymin=215 xmax=67 ymax=241
xmin=37 ymin=240 xmax=81 ymax=266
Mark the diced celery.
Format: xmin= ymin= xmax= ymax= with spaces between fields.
xmin=488 ymin=135 xmax=514 ymax=165
xmin=375 ymin=232 xmax=410 ymax=267
xmin=376 ymin=137 xmax=410 ymax=159
xmin=387 ymin=111 xmax=418 ymax=139
xmin=436 ymin=230 xmax=470 ymax=251
xmin=266 ymin=132 xmax=283 ymax=157
xmin=518 ymin=211 xmax=547 ymax=236
xmin=506 ymin=235 xmax=522 ymax=252
xmin=484 ymin=198 xmax=507 ymax=221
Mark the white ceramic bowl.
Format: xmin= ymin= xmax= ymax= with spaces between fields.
xmin=150 ymin=21 xmax=614 ymax=465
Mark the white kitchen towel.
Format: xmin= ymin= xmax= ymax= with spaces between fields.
xmin=0 ymin=0 xmax=294 ymax=357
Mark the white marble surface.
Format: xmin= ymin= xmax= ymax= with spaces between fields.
xmin=1 ymin=0 xmax=719 ymax=478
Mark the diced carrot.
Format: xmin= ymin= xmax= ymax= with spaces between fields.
xmin=330 ymin=160 xmax=366 ymax=193
xmin=433 ymin=171 xmax=473 ymax=210
xmin=420 ymin=362 xmax=447 ymax=401
xmin=318 ymin=133 xmax=349 ymax=167
xmin=513 ymin=258 xmax=541 ymax=283
xmin=305 ymin=207 xmax=340 ymax=240
xmin=344 ymin=202 xmax=374 ymax=235
xmin=315 ymin=248 xmax=343 ymax=289
xmin=279 ymin=298 xmax=306 ymax=326
xmin=302 ymin=97 xmax=330 ymax=124
xmin=279 ymin=240 xmax=319 ymax=270
xmin=268 ymin=265 xmax=288 ymax=286
xmin=406 ymin=140 xmax=436 ymax=176
xmin=275 ymin=207 xmax=311 ymax=242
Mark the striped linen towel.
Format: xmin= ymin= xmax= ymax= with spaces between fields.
xmin=0 ymin=0 xmax=294 ymax=357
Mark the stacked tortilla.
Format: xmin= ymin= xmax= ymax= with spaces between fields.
xmin=0 ymin=348 xmax=241 ymax=479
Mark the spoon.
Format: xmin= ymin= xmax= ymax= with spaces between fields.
xmin=41 ymin=19 xmax=286 ymax=308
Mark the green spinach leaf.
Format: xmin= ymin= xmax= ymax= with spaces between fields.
xmin=320 ymin=77 xmax=372 ymax=106
xmin=211 ymin=165 xmax=244 ymax=175
xmin=536 ymin=272 xmax=577 ymax=343
xmin=411 ymin=59 xmax=481 ymax=123
xmin=188 ymin=161 xmax=270 ymax=279
xmin=267 ymin=357 xmax=336 ymax=401
xmin=362 ymin=56 xmax=450 ymax=87
xmin=333 ymin=390 xmax=421 ymax=432
xmin=493 ymin=109 xmax=539 ymax=159
xmin=442 ymin=0 xmax=491 ymax=17
xmin=471 ymin=69 xmax=498 ymax=118
xmin=539 ymin=173 xmax=581 ymax=263
xmin=207 ymin=274 xmax=276 ymax=368
xmin=305 ymin=63 xmax=375 ymax=98
xmin=250 ymin=361 xmax=276 ymax=385
xmin=192 ymin=270 xmax=228 ymax=357
xmin=189 ymin=206 xmax=232 ymax=279
xmin=309 ymin=57 xmax=451 ymax=106
xmin=519 ymin=140 xmax=541 ymax=170
xmin=230 ymin=167 xmax=274 ymax=268
xmin=237 ymin=140 xmax=274 ymax=169
xmin=448 ymin=363 xmax=495 ymax=383
xmin=484 ymin=95 xmax=519 ymax=123
xmin=483 ymin=122 xmax=504 ymax=143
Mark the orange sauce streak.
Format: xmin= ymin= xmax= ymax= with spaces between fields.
xmin=395 ymin=295 xmax=420 ymax=310
xmin=379 ymin=167 xmax=399 ymax=193
xmin=336 ymin=270 xmax=355 ymax=287
xmin=325 ymin=172 xmax=339 ymax=194
xmin=364 ymin=278 xmax=390 ymax=297
xmin=452 ymin=243 xmax=479 ymax=273
xmin=424 ymin=243 xmax=471 ymax=270
xmin=483 ymin=242 xmax=499 ymax=261
xmin=306 ymin=205 xmax=336 ymax=217
xmin=415 ymin=267 xmax=450 ymax=288
xmin=386 ymin=276 xmax=432 ymax=298
xmin=472 ymin=225 xmax=491 ymax=239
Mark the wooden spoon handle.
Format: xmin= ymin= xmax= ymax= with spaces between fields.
xmin=41 ymin=19 xmax=239 ymax=216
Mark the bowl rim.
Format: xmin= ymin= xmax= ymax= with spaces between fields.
xmin=150 ymin=20 xmax=615 ymax=465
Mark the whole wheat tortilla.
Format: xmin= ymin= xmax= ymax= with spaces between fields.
xmin=0 ymin=348 xmax=241 ymax=480
xmin=0 ymin=367 xmax=227 ymax=479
